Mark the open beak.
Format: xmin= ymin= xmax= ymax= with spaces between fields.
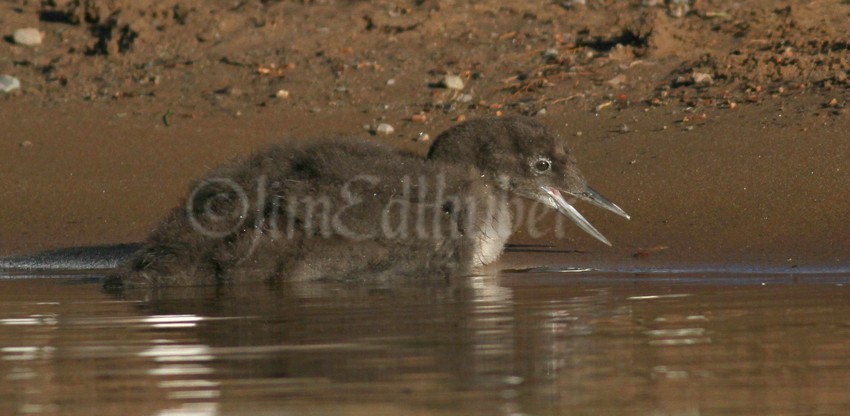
xmin=541 ymin=186 xmax=630 ymax=246
xmin=575 ymin=186 xmax=631 ymax=220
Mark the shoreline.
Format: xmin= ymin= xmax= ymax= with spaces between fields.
xmin=1 ymin=0 xmax=847 ymax=270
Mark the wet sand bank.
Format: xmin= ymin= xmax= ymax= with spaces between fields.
xmin=1 ymin=97 xmax=847 ymax=271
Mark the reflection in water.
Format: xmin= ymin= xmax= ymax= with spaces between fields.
xmin=140 ymin=341 xmax=219 ymax=416
xmin=0 ymin=272 xmax=849 ymax=415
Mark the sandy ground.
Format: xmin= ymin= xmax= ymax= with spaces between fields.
xmin=1 ymin=0 xmax=848 ymax=270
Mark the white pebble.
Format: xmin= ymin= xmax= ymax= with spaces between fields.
xmin=693 ymin=72 xmax=713 ymax=85
xmin=275 ymin=89 xmax=290 ymax=99
xmin=375 ymin=123 xmax=395 ymax=135
xmin=0 ymin=75 xmax=21 ymax=93
xmin=443 ymin=74 xmax=465 ymax=90
xmin=386 ymin=78 xmax=396 ymax=86
xmin=13 ymin=28 xmax=43 ymax=46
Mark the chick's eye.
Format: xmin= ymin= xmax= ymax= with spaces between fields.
xmin=533 ymin=158 xmax=551 ymax=173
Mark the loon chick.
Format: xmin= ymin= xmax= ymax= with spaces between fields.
xmin=106 ymin=116 xmax=628 ymax=288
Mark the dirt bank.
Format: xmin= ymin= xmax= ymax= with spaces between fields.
xmin=1 ymin=0 xmax=848 ymax=270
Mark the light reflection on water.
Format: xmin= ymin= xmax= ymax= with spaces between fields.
xmin=0 ymin=272 xmax=849 ymax=415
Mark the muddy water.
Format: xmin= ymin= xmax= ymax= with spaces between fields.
xmin=1 ymin=270 xmax=849 ymax=416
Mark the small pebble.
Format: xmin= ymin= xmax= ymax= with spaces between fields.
xmin=619 ymin=124 xmax=630 ymax=133
xmin=535 ymin=108 xmax=547 ymax=116
xmin=0 ymin=75 xmax=21 ymax=93
xmin=685 ymin=126 xmax=694 ymax=131
xmin=575 ymin=131 xmax=583 ymax=136
xmin=12 ymin=28 xmax=43 ymax=46
xmin=275 ymin=89 xmax=290 ymax=99
xmin=375 ymin=123 xmax=394 ymax=135
xmin=561 ymin=0 xmax=586 ymax=8
xmin=442 ymin=74 xmax=465 ymax=90
xmin=667 ymin=0 xmax=690 ymax=17
xmin=458 ymin=93 xmax=474 ymax=103
xmin=20 ymin=140 xmax=33 ymax=148
xmin=411 ymin=113 xmax=428 ymax=123
xmin=196 ymin=30 xmax=220 ymax=42
xmin=386 ymin=78 xmax=396 ymax=86
xmin=693 ymin=72 xmax=713 ymax=85
xmin=416 ymin=132 xmax=430 ymax=142
xmin=595 ymin=101 xmax=613 ymax=112
xmin=607 ymin=74 xmax=627 ymax=87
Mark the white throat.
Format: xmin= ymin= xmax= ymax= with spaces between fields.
xmin=470 ymin=195 xmax=512 ymax=267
